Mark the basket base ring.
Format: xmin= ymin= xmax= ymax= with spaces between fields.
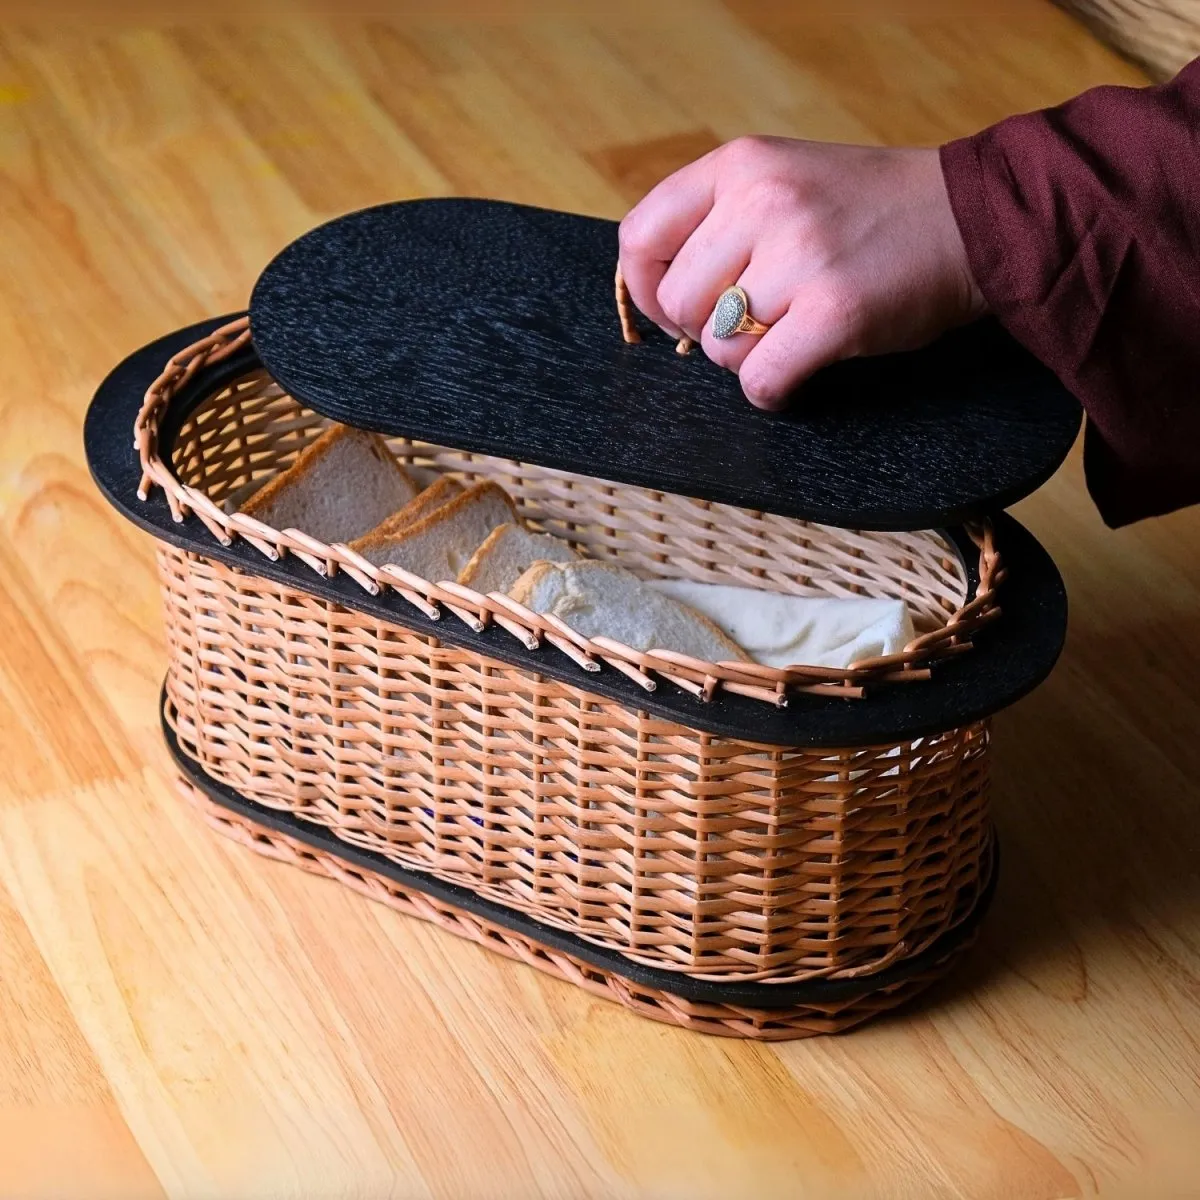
xmin=161 ymin=689 xmax=998 ymax=1039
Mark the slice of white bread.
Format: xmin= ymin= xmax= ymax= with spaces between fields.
xmin=366 ymin=475 xmax=463 ymax=539
xmin=352 ymin=481 xmax=519 ymax=581
xmin=240 ymin=424 xmax=419 ymax=544
xmin=457 ymin=523 xmax=578 ymax=595
xmin=510 ymin=560 xmax=751 ymax=663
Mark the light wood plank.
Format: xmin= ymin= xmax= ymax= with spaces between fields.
xmin=0 ymin=878 xmax=165 ymax=1200
xmin=0 ymin=770 xmax=431 ymax=1197
xmin=1 ymin=8 xmax=1198 ymax=1198
xmin=13 ymin=26 xmax=312 ymax=315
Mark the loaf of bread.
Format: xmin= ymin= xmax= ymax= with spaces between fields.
xmin=239 ymin=424 xmax=419 ymax=544
xmin=510 ymin=559 xmax=751 ymax=662
xmin=351 ymin=482 xmax=519 ymax=581
xmin=239 ymin=435 xmax=906 ymax=674
xmin=457 ymin=523 xmax=577 ymax=595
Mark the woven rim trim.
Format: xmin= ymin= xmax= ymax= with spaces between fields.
xmin=177 ymin=775 xmax=982 ymax=1040
xmin=134 ymin=315 xmax=1005 ymax=706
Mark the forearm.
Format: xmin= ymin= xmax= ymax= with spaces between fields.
xmin=941 ymin=60 xmax=1200 ymax=527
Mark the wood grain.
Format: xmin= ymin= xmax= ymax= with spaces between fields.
xmin=2 ymin=6 xmax=1198 ymax=1197
xmin=247 ymin=200 xmax=1082 ymax=533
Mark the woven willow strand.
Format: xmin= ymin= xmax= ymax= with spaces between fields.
xmin=162 ymin=590 xmax=993 ymax=985
xmin=614 ymin=264 xmax=695 ymax=354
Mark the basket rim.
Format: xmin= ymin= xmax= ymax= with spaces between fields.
xmin=133 ymin=316 xmax=1005 ymax=708
xmin=87 ymin=314 xmax=1070 ymax=745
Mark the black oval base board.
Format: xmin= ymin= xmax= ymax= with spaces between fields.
xmin=85 ymin=316 xmax=1069 ymax=748
xmin=249 ymin=198 xmax=1082 ymax=532
xmin=164 ymin=690 xmax=999 ymax=1011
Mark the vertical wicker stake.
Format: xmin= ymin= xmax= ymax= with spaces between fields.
xmin=615 ymin=264 xmax=694 ymax=355
xmin=614 ymin=264 xmax=641 ymax=344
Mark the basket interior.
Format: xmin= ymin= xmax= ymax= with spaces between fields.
xmin=170 ymin=369 xmax=969 ymax=635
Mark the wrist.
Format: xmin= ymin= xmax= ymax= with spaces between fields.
xmin=925 ymin=145 xmax=988 ymax=323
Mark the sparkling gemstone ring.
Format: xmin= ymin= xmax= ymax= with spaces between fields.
xmin=711 ymin=286 xmax=771 ymax=339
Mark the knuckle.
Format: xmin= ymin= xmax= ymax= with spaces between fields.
xmin=738 ymin=359 xmax=781 ymax=407
xmin=721 ymin=133 xmax=775 ymax=170
xmin=656 ymin=279 xmax=684 ymax=326
xmin=813 ymin=279 xmax=868 ymax=343
xmin=743 ymin=176 xmax=795 ymax=218
xmin=656 ymin=276 xmax=697 ymax=328
xmin=795 ymin=217 xmax=835 ymax=261
xmin=618 ymin=210 xmax=654 ymax=258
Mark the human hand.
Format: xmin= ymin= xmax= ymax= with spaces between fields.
xmin=617 ymin=136 xmax=986 ymax=409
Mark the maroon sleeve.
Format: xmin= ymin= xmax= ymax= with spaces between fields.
xmin=940 ymin=60 xmax=1200 ymax=528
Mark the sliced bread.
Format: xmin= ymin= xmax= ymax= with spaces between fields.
xmin=366 ymin=475 xmax=464 ymax=539
xmin=509 ymin=559 xmax=751 ymax=663
xmin=457 ymin=523 xmax=578 ymax=595
xmin=352 ymin=481 xmax=520 ymax=581
xmin=221 ymin=475 xmax=270 ymax=515
xmin=240 ymin=424 xmax=419 ymax=544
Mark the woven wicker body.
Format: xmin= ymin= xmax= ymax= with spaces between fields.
xmin=172 ymin=747 xmax=996 ymax=1040
xmin=162 ymin=572 xmax=992 ymax=986
xmin=136 ymin=335 xmax=1001 ymax=1032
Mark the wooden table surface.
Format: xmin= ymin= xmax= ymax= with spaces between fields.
xmin=2 ymin=6 xmax=1198 ymax=1198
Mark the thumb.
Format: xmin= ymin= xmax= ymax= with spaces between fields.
xmin=737 ymin=292 xmax=862 ymax=410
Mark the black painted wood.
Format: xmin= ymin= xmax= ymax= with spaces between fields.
xmin=85 ymin=316 xmax=1069 ymax=748
xmin=249 ymin=198 xmax=1082 ymax=533
xmin=164 ymin=694 xmax=999 ymax=1010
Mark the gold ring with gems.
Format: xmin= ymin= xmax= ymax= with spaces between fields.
xmin=711 ymin=286 xmax=771 ymax=339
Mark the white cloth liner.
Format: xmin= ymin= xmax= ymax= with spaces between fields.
xmin=647 ymin=578 xmax=916 ymax=669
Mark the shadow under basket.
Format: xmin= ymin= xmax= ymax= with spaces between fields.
xmin=86 ymin=202 xmax=1072 ymax=1038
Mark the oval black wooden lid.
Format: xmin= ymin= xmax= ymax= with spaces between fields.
xmin=249 ymin=198 xmax=1080 ymax=533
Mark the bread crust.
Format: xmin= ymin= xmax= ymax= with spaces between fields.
xmin=241 ymin=424 xmax=417 ymax=527
xmin=458 ymin=524 xmax=576 ymax=593
xmin=368 ymin=476 xmax=462 ymax=538
xmin=508 ymin=559 xmax=752 ymax=662
xmin=508 ymin=559 xmax=557 ymax=607
xmin=350 ymin=481 xmax=519 ymax=563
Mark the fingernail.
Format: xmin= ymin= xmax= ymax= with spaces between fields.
xmin=745 ymin=390 xmax=788 ymax=412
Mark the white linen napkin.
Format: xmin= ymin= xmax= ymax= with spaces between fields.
xmin=647 ymin=579 xmax=915 ymax=669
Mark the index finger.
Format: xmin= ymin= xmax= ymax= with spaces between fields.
xmin=617 ymin=150 xmax=720 ymax=336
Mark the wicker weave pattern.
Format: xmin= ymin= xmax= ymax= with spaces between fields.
xmin=178 ymin=773 xmax=984 ymax=1040
xmin=142 ymin=319 xmax=996 ymax=997
xmin=160 ymin=551 xmax=992 ymax=984
xmin=1057 ymin=0 xmax=1198 ymax=79
xmin=137 ymin=318 xmax=1005 ymax=704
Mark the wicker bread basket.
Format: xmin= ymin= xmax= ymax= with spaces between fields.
xmin=139 ymin=317 xmax=993 ymax=1019
xmin=87 ymin=200 xmax=1074 ymax=1039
